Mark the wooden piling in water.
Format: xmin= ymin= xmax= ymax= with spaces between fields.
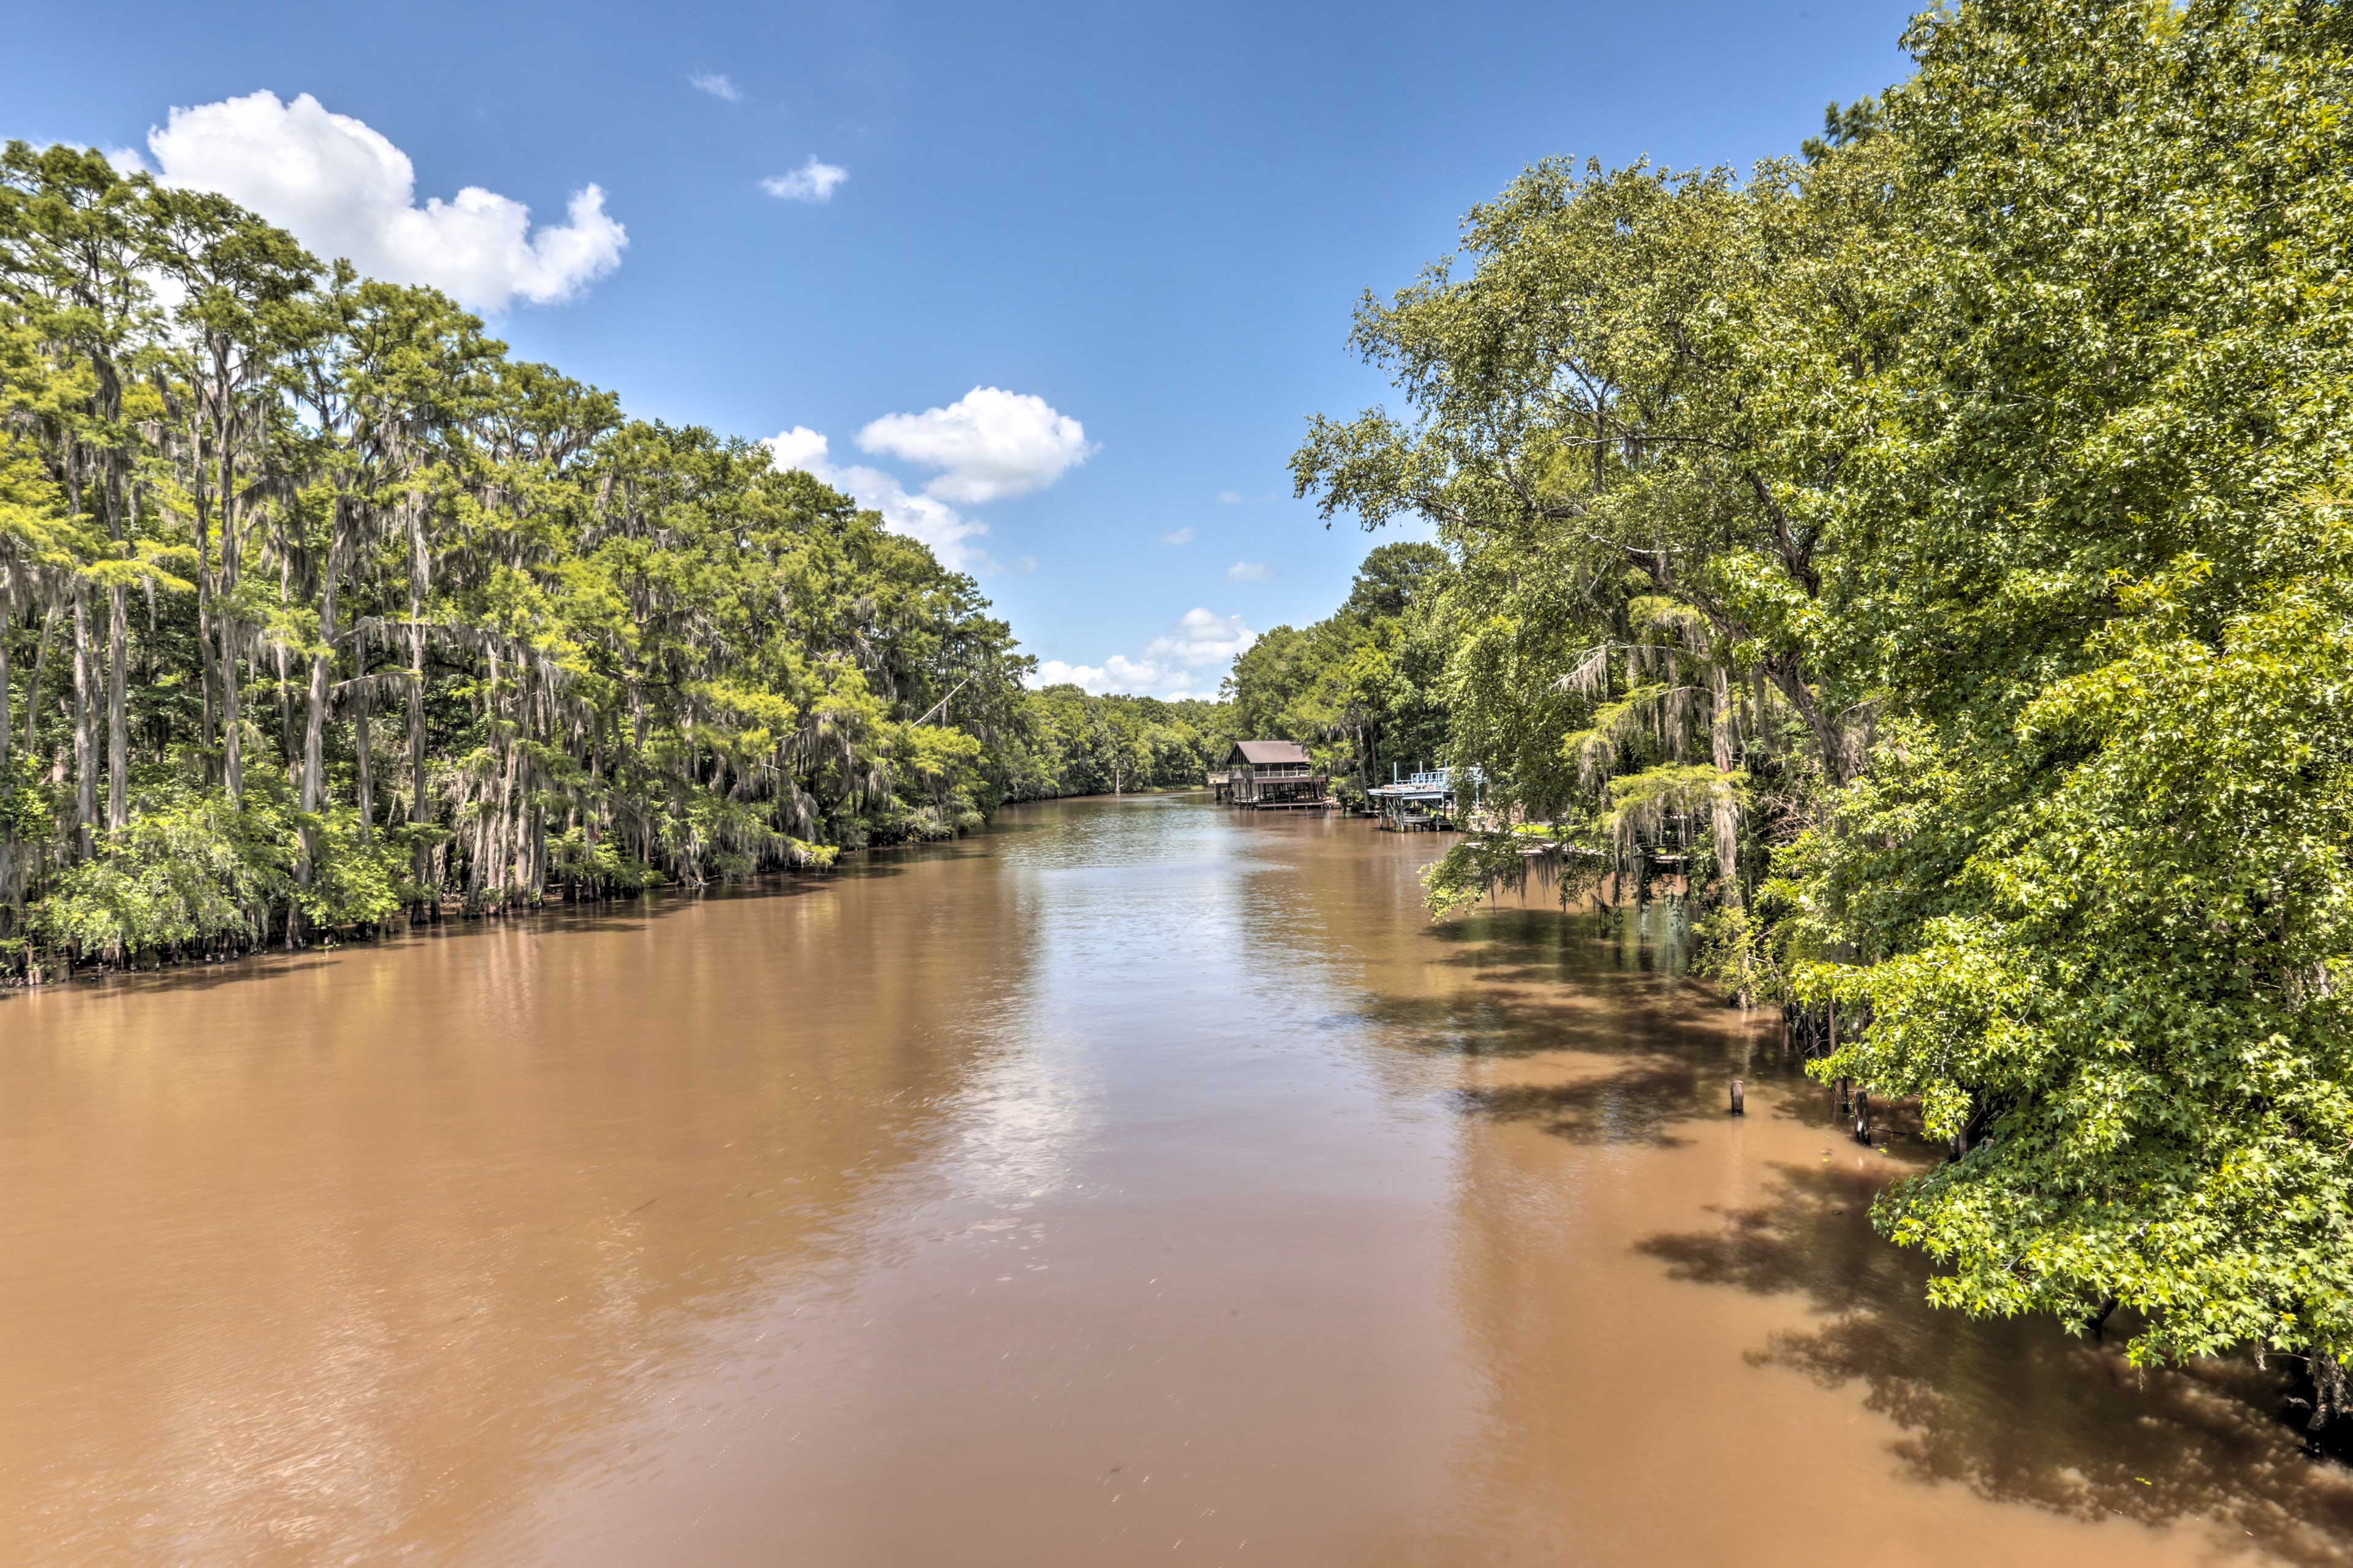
xmin=1729 ymin=1079 xmax=1745 ymax=1116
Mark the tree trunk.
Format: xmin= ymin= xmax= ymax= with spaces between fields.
xmin=191 ymin=488 xmax=218 ymax=763
xmin=274 ymin=640 xmax=294 ymax=773
xmin=492 ymin=740 xmax=520 ymax=901
xmin=107 ymin=583 xmax=128 ymax=831
xmin=354 ymin=681 xmax=375 ymax=844
xmin=100 ymin=456 xmax=129 ymax=833
xmin=22 ymin=596 xmax=57 ymax=759
xmin=1710 ymin=664 xmax=1740 ymax=901
xmin=216 ymin=392 xmax=243 ymax=802
xmin=2311 ymin=1351 xmax=2349 ymax=1434
xmin=1 ymin=589 xmax=13 ymax=778
xmin=406 ymin=501 xmax=432 ymax=900
xmin=302 ymin=561 xmax=338 ymax=816
xmin=219 ymin=610 xmax=243 ymax=801
xmin=0 ymin=591 xmax=13 ymax=914
xmin=71 ymin=581 xmax=95 ymax=860
xmin=1762 ymin=652 xmax=1850 ymax=784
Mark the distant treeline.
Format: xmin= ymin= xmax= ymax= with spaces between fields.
xmin=0 ymin=144 xmax=1228 ymax=979
xmin=1004 ymin=687 xmax=1236 ymax=801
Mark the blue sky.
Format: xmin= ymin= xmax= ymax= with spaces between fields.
xmin=6 ymin=0 xmax=1918 ymax=698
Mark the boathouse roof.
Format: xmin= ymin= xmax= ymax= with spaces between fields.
xmin=1227 ymin=740 xmax=1311 ymax=767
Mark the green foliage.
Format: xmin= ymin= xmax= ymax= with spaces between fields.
xmin=1294 ymin=0 xmax=2353 ymax=1381
xmin=0 ymin=139 xmax=1118 ymax=970
xmin=31 ymin=782 xmax=305 ymax=960
xmin=1799 ymin=96 xmax=1881 ymax=162
xmin=545 ymin=826 xmax=665 ymax=895
xmin=1004 ymin=686 xmax=1234 ymax=800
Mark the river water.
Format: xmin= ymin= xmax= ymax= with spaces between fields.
xmin=3 ymin=794 xmax=2350 ymax=1566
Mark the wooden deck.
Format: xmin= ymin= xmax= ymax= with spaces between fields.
xmin=1365 ymin=768 xmax=1464 ymax=831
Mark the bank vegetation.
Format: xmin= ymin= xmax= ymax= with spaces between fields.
xmin=1293 ymin=0 xmax=2353 ymax=1427
xmin=0 ymin=148 xmax=1227 ymax=980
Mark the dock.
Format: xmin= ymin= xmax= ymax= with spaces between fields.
xmin=1364 ymin=766 xmax=1473 ymax=831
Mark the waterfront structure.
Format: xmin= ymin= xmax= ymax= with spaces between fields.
xmin=1221 ymin=741 xmax=1330 ymax=809
xmin=1365 ymin=765 xmax=1476 ymax=830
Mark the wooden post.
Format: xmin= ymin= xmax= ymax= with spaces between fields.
xmin=1854 ymin=1089 xmax=1873 ymax=1145
xmin=1729 ymin=1078 xmax=1745 ymax=1116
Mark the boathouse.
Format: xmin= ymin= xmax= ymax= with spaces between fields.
xmin=1221 ymin=741 xmax=1329 ymax=809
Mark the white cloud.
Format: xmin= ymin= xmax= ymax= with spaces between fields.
xmin=1214 ymin=491 xmax=1245 ymax=505
xmin=857 ymin=387 xmax=1093 ymax=504
xmin=1160 ymin=526 xmax=1195 ymax=547
xmin=760 ymin=156 xmax=848 ymax=203
xmin=1226 ymin=560 xmax=1273 ymax=582
xmin=765 ymin=425 xmax=832 ymax=475
xmin=1151 ymin=607 xmax=1258 ymax=667
xmin=143 ymin=90 xmax=624 ymax=312
xmin=689 ymin=72 xmax=741 ymax=102
xmin=1026 ymin=608 xmax=1257 ymax=700
xmin=763 ymin=425 xmax=992 ymax=572
xmin=763 ymin=388 xmax=1088 ymax=575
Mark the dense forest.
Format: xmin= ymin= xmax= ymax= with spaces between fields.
xmin=1292 ymin=0 xmax=2353 ymax=1417
xmin=0 ymin=145 xmax=1227 ymax=979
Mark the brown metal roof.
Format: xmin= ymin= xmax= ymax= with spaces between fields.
xmin=1228 ymin=740 xmax=1311 ymax=766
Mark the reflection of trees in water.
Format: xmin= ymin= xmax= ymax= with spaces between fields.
xmin=1390 ymin=898 xmax=2353 ymax=1565
xmin=1358 ymin=900 xmax=1800 ymax=1145
xmin=1638 ymin=1166 xmax=2353 ymax=1565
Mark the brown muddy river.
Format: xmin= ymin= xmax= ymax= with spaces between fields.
xmin=4 ymin=794 xmax=2351 ymax=1566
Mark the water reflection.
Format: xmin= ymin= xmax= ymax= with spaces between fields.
xmin=1400 ymin=889 xmax=2353 ymax=1567
xmin=2 ymin=796 xmax=2346 ymax=1566
xmin=0 ymin=839 xmax=1041 ymax=1565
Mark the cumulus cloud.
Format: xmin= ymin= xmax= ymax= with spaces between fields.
xmin=1226 ymin=561 xmax=1273 ymax=581
xmin=1028 ymin=608 xmax=1257 ymax=700
xmin=1160 ymin=526 xmax=1195 ymax=547
xmin=762 ymin=388 xmax=1087 ymax=575
xmin=765 ymin=426 xmax=832 ymax=475
xmin=857 ymin=387 xmax=1093 ymax=504
xmin=760 ymin=156 xmax=848 ymax=202
xmin=763 ymin=425 xmax=992 ymax=572
xmin=689 ymin=72 xmax=741 ymax=102
xmin=142 ymin=90 xmax=624 ymax=312
xmin=1150 ymin=607 xmax=1258 ymax=667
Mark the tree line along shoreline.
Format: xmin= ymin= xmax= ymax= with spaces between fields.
xmin=1268 ymin=0 xmax=2353 ymax=1443
xmin=0 ymin=143 xmax=1235 ymax=983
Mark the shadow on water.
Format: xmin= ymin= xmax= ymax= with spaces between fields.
xmin=1449 ymin=1062 xmax=1718 ymax=1148
xmin=1391 ymin=897 xmax=2353 ymax=1562
xmin=1635 ymin=1162 xmax=2353 ymax=1564
xmin=1370 ymin=902 xmax=1846 ymax=1148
